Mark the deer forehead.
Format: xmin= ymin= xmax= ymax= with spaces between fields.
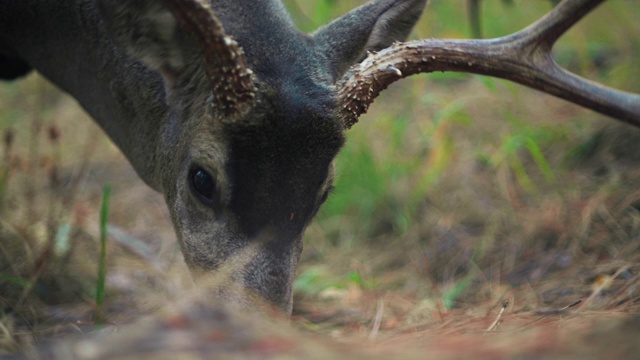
xmin=225 ymin=129 xmax=342 ymax=236
xmin=220 ymin=97 xmax=344 ymax=228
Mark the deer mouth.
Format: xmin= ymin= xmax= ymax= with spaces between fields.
xmin=187 ymin=230 xmax=303 ymax=314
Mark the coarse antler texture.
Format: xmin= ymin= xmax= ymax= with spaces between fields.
xmin=338 ymin=0 xmax=640 ymax=128
xmin=161 ymin=0 xmax=257 ymax=118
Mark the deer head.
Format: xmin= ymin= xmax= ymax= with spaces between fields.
xmin=95 ymin=0 xmax=428 ymax=312
xmin=86 ymin=0 xmax=640 ymax=313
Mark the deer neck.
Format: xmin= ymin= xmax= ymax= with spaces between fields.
xmin=1 ymin=0 xmax=168 ymax=191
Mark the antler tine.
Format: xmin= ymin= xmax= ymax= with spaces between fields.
xmin=338 ymin=0 xmax=640 ymax=129
xmin=161 ymin=0 xmax=257 ymax=119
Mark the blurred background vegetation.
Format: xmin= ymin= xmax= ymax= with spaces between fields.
xmin=1 ymin=0 xmax=639 ymax=353
xmin=290 ymin=0 xmax=640 ymax=316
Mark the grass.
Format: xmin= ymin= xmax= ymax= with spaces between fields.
xmin=95 ymin=185 xmax=111 ymax=324
xmin=1 ymin=0 xmax=640 ymax=358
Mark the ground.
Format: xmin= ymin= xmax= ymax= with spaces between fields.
xmin=1 ymin=1 xmax=640 ymax=359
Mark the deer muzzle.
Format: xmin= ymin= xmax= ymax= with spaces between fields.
xmin=189 ymin=232 xmax=303 ymax=314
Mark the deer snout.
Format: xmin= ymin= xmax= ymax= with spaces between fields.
xmin=188 ymin=231 xmax=303 ymax=314
xmin=240 ymin=235 xmax=303 ymax=314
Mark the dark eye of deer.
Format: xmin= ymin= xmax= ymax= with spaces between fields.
xmin=190 ymin=167 xmax=216 ymax=203
xmin=320 ymin=186 xmax=333 ymax=205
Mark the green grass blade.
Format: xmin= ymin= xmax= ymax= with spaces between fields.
xmin=0 ymin=274 xmax=30 ymax=288
xmin=509 ymin=152 xmax=535 ymax=193
xmin=442 ymin=277 xmax=472 ymax=310
xmin=525 ymin=137 xmax=556 ymax=182
xmin=95 ymin=184 xmax=110 ymax=324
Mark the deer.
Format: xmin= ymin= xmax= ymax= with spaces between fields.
xmin=0 ymin=0 xmax=638 ymax=314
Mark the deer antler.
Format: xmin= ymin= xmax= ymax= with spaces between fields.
xmin=338 ymin=0 xmax=640 ymax=129
xmin=161 ymin=0 xmax=257 ymax=118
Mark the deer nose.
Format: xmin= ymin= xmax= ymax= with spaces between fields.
xmin=241 ymin=235 xmax=303 ymax=313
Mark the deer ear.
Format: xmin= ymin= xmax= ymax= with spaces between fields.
xmin=312 ymin=0 xmax=427 ymax=80
xmin=97 ymin=1 xmax=197 ymax=89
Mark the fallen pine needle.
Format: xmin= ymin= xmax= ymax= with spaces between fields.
xmin=486 ymin=301 xmax=509 ymax=332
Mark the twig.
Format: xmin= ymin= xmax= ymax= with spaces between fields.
xmin=368 ymin=299 xmax=385 ymax=342
xmin=534 ymin=299 xmax=582 ymax=316
xmin=486 ymin=301 xmax=509 ymax=332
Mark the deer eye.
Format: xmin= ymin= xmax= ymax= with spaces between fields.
xmin=319 ymin=186 xmax=334 ymax=205
xmin=189 ymin=167 xmax=217 ymax=204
